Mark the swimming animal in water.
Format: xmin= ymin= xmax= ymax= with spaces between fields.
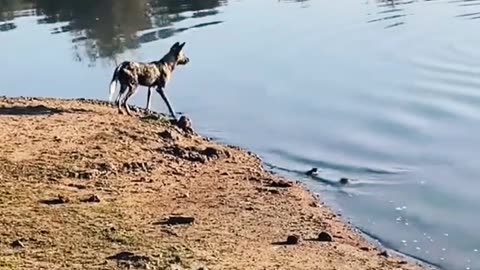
xmin=305 ymin=168 xmax=319 ymax=176
xmin=339 ymin=178 xmax=349 ymax=185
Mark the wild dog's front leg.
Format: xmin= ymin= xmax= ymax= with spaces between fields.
xmin=145 ymin=87 xmax=153 ymax=113
xmin=156 ymin=86 xmax=177 ymax=120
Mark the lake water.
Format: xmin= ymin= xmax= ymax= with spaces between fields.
xmin=2 ymin=0 xmax=480 ymax=269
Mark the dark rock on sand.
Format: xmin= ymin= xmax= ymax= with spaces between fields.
xmin=379 ymin=250 xmax=389 ymax=257
xmin=202 ymin=147 xmax=226 ymax=159
xmin=174 ymin=116 xmax=194 ymax=134
xmin=157 ymin=216 xmax=195 ymax=226
xmin=40 ymin=195 xmax=70 ymax=205
xmin=317 ymin=232 xmax=333 ymax=242
xmin=11 ymin=240 xmax=25 ymax=249
xmin=163 ymin=145 xmax=229 ymax=164
xmin=267 ymin=179 xmax=293 ymax=188
xmin=82 ymin=195 xmax=101 ymax=203
xmin=107 ymin=251 xmax=152 ymax=269
xmin=158 ymin=130 xmax=178 ymax=140
xmin=286 ymin=235 xmax=301 ymax=245
xmin=164 ymin=145 xmax=207 ymax=163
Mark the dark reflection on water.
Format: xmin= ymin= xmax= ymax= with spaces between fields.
xmin=0 ymin=0 xmax=31 ymax=31
xmin=0 ymin=0 xmax=226 ymax=64
xmin=3 ymin=0 xmax=479 ymax=60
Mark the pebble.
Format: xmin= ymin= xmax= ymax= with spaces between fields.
xmin=175 ymin=116 xmax=194 ymax=134
xmin=158 ymin=130 xmax=178 ymax=140
xmin=286 ymin=235 xmax=300 ymax=245
xmin=83 ymin=195 xmax=101 ymax=203
xmin=317 ymin=232 xmax=333 ymax=242
xmin=161 ymin=216 xmax=195 ymax=226
xmin=11 ymin=240 xmax=25 ymax=249
xmin=378 ymin=250 xmax=389 ymax=257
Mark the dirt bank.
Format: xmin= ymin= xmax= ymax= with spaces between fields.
xmin=0 ymin=97 xmax=427 ymax=270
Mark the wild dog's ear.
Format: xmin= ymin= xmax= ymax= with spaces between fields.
xmin=179 ymin=42 xmax=186 ymax=50
xmin=171 ymin=42 xmax=180 ymax=50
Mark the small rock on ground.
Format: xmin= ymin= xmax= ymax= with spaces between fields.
xmin=379 ymin=250 xmax=389 ymax=257
xmin=107 ymin=251 xmax=152 ymax=269
xmin=317 ymin=232 xmax=333 ymax=242
xmin=267 ymin=179 xmax=293 ymax=188
xmin=159 ymin=130 xmax=178 ymax=140
xmin=82 ymin=195 xmax=101 ymax=203
xmin=40 ymin=195 xmax=70 ymax=205
xmin=174 ymin=116 xmax=194 ymax=134
xmin=286 ymin=235 xmax=301 ymax=245
xmin=158 ymin=216 xmax=195 ymax=226
xmin=11 ymin=240 xmax=25 ymax=249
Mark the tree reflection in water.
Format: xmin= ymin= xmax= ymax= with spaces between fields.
xmin=1 ymin=0 xmax=226 ymax=65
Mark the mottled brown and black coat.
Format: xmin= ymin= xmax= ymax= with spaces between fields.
xmin=109 ymin=42 xmax=189 ymax=119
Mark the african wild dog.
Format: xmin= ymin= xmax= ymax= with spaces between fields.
xmin=108 ymin=42 xmax=190 ymax=120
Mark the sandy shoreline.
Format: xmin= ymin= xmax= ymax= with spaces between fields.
xmin=0 ymin=97 xmax=429 ymax=270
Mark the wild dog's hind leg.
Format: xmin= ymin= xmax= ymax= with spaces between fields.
xmin=117 ymin=84 xmax=128 ymax=114
xmin=122 ymin=85 xmax=139 ymax=116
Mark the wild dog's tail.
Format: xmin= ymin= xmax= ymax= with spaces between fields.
xmin=108 ymin=62 xmax=128 ymax=102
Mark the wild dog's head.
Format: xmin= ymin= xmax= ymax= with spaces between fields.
xmin=169 ymin=42 xmax=189 ymax=66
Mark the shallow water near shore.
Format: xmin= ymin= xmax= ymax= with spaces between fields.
xmin=2 ymin=0 xmax=480 ymax=269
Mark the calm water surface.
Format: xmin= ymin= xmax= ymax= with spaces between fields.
xmin=2 ymin=0 xmax=480 ymax=269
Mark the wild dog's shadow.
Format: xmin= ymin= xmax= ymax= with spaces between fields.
xmin=0 ymin=105 xmax=90 ymax=116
